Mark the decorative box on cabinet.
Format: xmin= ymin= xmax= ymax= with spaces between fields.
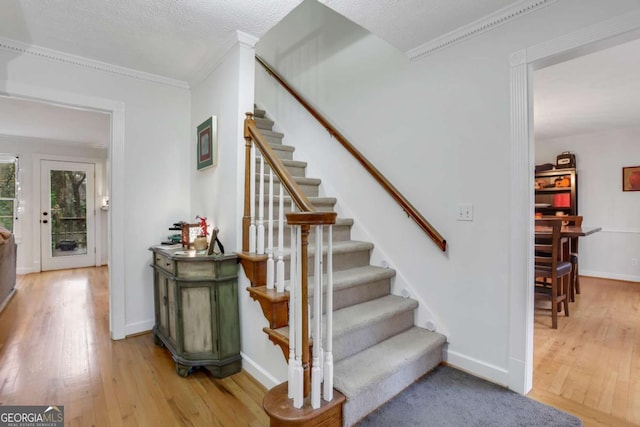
xmin=149 ymin=246 xmax=241 ymax=378
xmin=534 ymin=168 xmax=578 ymax=216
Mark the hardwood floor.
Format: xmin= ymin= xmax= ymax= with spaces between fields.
xmin=2 ymin=269 xmax=638 ymax=426
xmin=0 ymin=267 xmax=269 ymax=426
xmin=529 ymin=276 xmax=640 ymax=426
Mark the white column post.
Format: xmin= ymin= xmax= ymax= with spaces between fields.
xmin=266 ymin=169 xmax=274 ymax=289
xmin=249 ymin=143 xmax=256 ymax=253
xmin=276 ymin=184 xmax=285 ymax=292
xmin=257 ymin=155 xmax=265 ymax=255
xmin=323 ymin=225 xmax=334 ymax=401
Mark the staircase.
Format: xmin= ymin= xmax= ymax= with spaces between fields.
xmin=246 ymin=107 xmax=447 ymax=426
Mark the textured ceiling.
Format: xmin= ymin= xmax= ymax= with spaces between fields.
xmin=0 ymin=0 xmax=529 ymax=83
xmin=0 ymin=0 xmax=302 ymax=82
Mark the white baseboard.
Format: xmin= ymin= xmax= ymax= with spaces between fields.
xmin=581 ymin=270 xmax=640 ymax=283
xmin=125 ymin=319 xmax=154 ymax=337
xmin=444 ymin=348 xmax=509 ymax=387
xmin=241 ymin=351 xmax=281 ymax=389
xmin=17 ymin=267 xmax=37 ymax=275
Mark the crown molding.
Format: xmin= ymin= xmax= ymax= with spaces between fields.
xmin=0 ymin=36 xmax=189 ymax=89
xmin=407 ymin=0 xmax=558 ymax=61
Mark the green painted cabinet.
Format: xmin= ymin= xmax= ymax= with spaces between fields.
xmin=150 ymin=246 xmax=241 ymax=377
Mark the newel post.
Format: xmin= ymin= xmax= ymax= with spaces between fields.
xmin=299 ymin=223 xmax=311 ymax=397
xmin=242 ymin=112 xmax=254 ymax=252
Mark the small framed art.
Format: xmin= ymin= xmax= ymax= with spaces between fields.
xmin=197 ymin=116 xmax=217 ymax=170
xmin=622 ymin=166 xmax=640 ymax=191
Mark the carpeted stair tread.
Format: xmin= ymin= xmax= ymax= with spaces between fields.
xmin=331 ymin=295 xmax=417 ymax=338
xmin=305 ymin=240 xmax=373 ymax=257
xmin=256 ymin=174 xmax=321 ymax=186
xmin=257 ymin=195 xmax=337 ymax=212
xmin=269 ymin=295 xmax=414 ymax=349
xmin=305 ymin=265 xmax=394 ymax=296
xmin=253 ymin=107 xmax=266 ymax=118
xmin=334 ymin=327 xmax=446 ymax=398
xmin=255 ymin=158 xmax=307 ymax=168
xmin=270 ymin=143 xmax=295 ymax=153
xmin=271 ymin=217 xmax=354 ymax=232
xmin=258 ymin=128 xmax=284 ymax=140
xmin=255 ymin=116 xmax=275 ymax=131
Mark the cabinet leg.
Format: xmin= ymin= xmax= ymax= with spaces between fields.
xmin=153 ymin=333 xmax=164 ymax=347
xmin=176 ymin=363 xmax=192 ymax=377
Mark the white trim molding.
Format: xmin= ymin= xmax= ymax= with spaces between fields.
xmin=408 ymin=0 xmax=557 ymax=61
xmin=509 ymin=9 xmax=640 ymax=396
xmin=0 ymin=36 xmax=189 ymax=90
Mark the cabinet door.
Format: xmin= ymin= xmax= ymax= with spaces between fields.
xmin=157 ymin=274 xmax=169 ymax=333
xmin=181 ymin=286 xmax=215 ymax=355
xmin=167 ymin=279 xmax=177 ymax=342
xmin=217 ymin=279 xmax=240 ymax=359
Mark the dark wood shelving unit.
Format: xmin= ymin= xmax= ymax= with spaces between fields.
xmin=534 ymin=168 xmax=578 ymax=216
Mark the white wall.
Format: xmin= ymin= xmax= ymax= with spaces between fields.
xmin=0 ymin=135 xmax=108 ymax=273
xmin=536 ymin=127 xmax=640 ymax=282
xmin=0 ymin=48 xmax=191 ymax=336
xmin=255 ymin=0 xmax=640 ymax=386
xmin=190 ymin=36 xmax=287 ymax=386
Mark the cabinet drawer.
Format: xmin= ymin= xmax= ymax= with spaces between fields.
xmin=154 ymin=253 xmax=175 ymax=275
xmin=176 ymin=257 xmax=237 ymax=279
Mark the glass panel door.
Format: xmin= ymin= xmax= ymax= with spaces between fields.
xmin=41 ymin=160 xmax=95 ymax=271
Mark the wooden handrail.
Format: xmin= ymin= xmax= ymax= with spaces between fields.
xmin=255 ymin=55 xmax=447 ymax=252
xmin=245 ymin=114 xmax=316 ymax=213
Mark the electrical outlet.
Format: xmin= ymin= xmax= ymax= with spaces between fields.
xmin=457 ymin=204 xmax=473 ymax=221
xmin=632 ymin=258 xmax=638 ymax=266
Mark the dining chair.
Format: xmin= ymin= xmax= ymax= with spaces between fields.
xmin=560 ymin=215 xmax=583 ymax=301
xmin=534 ymin=219 xmax=572 ymax=329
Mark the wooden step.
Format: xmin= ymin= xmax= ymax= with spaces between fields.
xmin=263 ymin=381 xmax=345 ymax=427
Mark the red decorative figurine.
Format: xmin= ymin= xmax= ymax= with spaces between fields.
xmin=196 ymin=215 xmax=209 ymax=237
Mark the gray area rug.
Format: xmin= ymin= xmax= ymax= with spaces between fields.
xmin=357 ymin=365 xmax=582 ymax=427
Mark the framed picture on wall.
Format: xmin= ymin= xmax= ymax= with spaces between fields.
xmin=622 ymin=165 xmax=640 ymax=191
xmin=197 ymin=116 xmax=217 ymax=170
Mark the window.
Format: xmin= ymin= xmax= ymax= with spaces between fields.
xmin=0 ymin=157 xmax=18 ymax=232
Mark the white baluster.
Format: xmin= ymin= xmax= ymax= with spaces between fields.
xmin=288 ymin=223 xmax=297 ymax=399
xmin=276 ymin=184 xmax=285 ymax=292
xmin=249 ymin=143 xmax=256 ymax=253
xmin=323 ymin=225 xmax=334 ymax=401
xmin=266 ymin=169 xmax=274 ymax=289
xmin=293 ymin=224 xmax=304 ymax=408
xmin=311 ymin=225 xmax=323 ymax=408
xmin=257 ymin=156 xmax=265 ymax=255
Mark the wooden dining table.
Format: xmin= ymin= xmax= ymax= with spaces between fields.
xmin=534 ymin=224 xmax=602 ymax=238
